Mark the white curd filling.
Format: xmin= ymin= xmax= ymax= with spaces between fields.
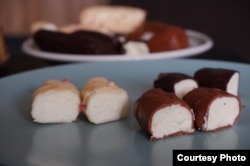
xmin=226 ymin=72 xmax=239 ymax=96
xmin=85 ymin=91 xmax=129 ymax=124
xmin=174 ymin=79 xmax=198 ymax=98
xmin=32 ymin=90 xmax=80 ymax=123
xmin=205 ymin=97 xmax=240 ymax=130
xmin=123 ymin=41 xmax=149 ymax=55
xmin=151 ymin=104 xmax=194 ymax=138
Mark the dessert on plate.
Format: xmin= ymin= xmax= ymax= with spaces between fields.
xmin=81 ymin=77 xmax=130 ymax=124
xmin=154 ymin=72 xmax=198 ymax=98
xmin=31 ymin=80 xmax=81 ymax=123
xmin=134 ymin=88 xmax=195 ymax=140
xmin=31 ymin=5 xmax=189 ymax=55
xmin=183 ymin=87 xmax=241 ymax=131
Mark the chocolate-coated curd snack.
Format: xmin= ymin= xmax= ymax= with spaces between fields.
xmin=154 ymin=73 xmax=198 ymax=98
xmin=33 ymin=29 xmax=123 ymax=55
xmin=123 ymin=41 xmax=150 ymax=55
xmin=31 ymin=80 xmax=81 ymax=123
xmin=183 ymin=87 xmax=241 ymax=131
xmin=81 ymin=77 xmax=130 ymax=124
xmin=126 ymin=21 xmax=189 ymax=52
xmin=194 ymin=68 xmax=239 ymax=96
xmin=134 ymin=88 xmax=194 ymax=141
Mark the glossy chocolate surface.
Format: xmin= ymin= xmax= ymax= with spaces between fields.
xmin=194 ymin=68 xmax=239 ymax=91
xmin=33 ymin=30 xmax=123 ymax=55
xmin=183 ymin=87 xmax=241 ymax=131
xmin=154 ymin=73 xmax=195 ymax=92
xmin=126 ymin=21 xmax=188 ymax=52
xmin=134 ymin=88 xmax=193 ymax=139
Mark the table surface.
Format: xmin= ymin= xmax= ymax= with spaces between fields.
xmin=1 ymin=0 xmax=250 ymax=78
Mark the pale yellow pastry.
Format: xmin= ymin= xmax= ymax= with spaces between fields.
xmin=81 ymin=77 xmax=130 ymax=124
xmin=31 ymin=80 xmax=81 ymax=123
xmin=79 ymin=5 xmax=146 ymax=34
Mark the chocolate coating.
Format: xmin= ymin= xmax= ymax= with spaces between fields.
xmin=183 ymin=87 xmax=241 ymax=131
xmin=154 ymin=73 xmax=195 ymax=92
xmin=126 ymin=21 xmax=189 ymax=52
xmin=33 ymin=30 xmax=123 ymax=55
xmin=194 ymin=68 xmax=239 ymax=92
xmin=134 ymin=88 xmax=193 ymax=140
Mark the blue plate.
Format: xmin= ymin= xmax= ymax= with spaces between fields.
xmin=0 ymin=59 xmax=249 ymax=166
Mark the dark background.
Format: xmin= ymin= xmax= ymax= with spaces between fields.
xmin=1 ymin=0 xmax=249 ymax=78
xmin=111 ymin=0 xmax=250 ymax=63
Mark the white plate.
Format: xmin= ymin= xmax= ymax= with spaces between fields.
xmin=22 ymin=30 xmax=213 ymax=62
xmin=0 ymin=59 xmax=249 ymax=166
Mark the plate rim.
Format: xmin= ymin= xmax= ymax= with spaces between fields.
xmin=22 ymin=29 xmax=213 ymax=62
